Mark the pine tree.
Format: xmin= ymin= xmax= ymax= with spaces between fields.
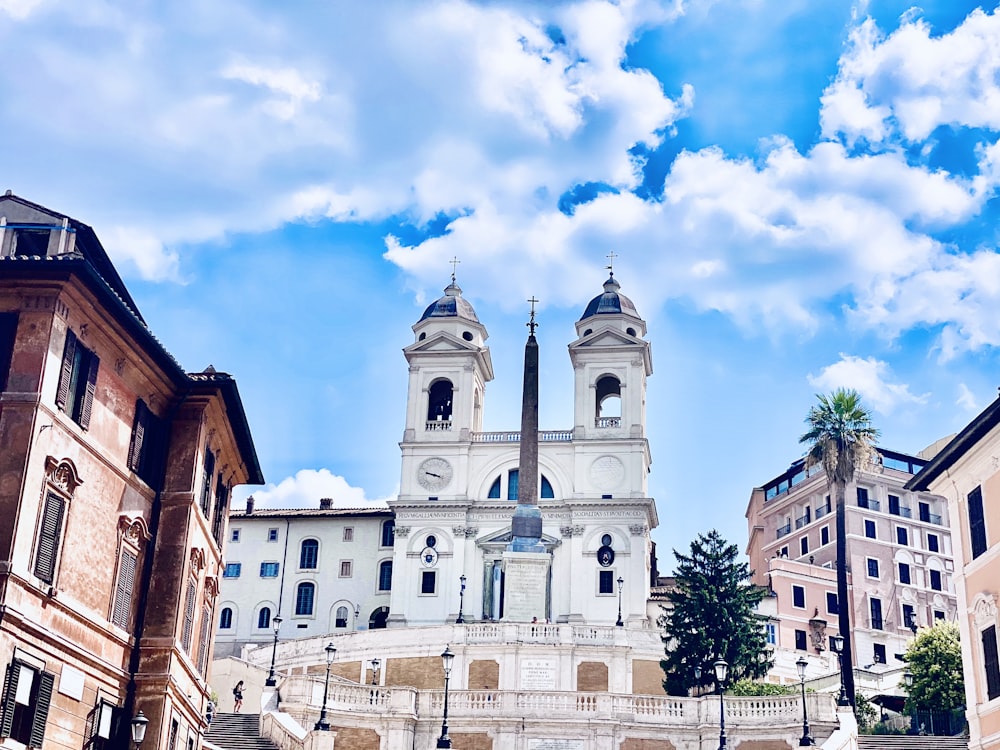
xmin=659 ymin=530 xmax=772 ymax=696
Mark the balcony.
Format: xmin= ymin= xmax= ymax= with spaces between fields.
xmin=595 ymin=417 xmax=621 ymax=428
xmin=425 ymin=420 xmax=453 ymax=432
xmin=815 ymin=504 xmax=831 ymax=519
xmin=776 ymin=522 xmax=792 ymax=539
xmin=889 ymin=505 xmax=912 ymax=518
xmin=794 ymin=512 xmax=811 ymax=530
xmin=857 ymin=498 xmax=881 ymax=511
xmin=472 ymin=430 xmax=573 ymax=443
xmin=926 ymin=512 xmax=942 ymax=525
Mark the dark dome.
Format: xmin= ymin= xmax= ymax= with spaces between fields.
xmin=419 ymin=281 xmax=480 ymax=323
xmin=580 ymin=274 xmax=640 ymax=320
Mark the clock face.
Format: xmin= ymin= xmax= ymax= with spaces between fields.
xmin=590 ymin=455 xmax=625 ymax=491
xmin=417 ymin=457 xmax=453 ymax=491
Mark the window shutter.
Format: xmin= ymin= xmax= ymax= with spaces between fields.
xmin=181 ymin=579 xmax=197 ymax=652
xmin=56 ymin=330 xmax=78 ymax=410
xmin=111 ymin=550 xmax=138 ymax=629
xmin=200 ymin=451 xmax=215 ymax=517
xmin=78 ymin=352 xmax=99 ymax=430
xmin=969 ymin=486 xmax=988 ymax=559
xmin=34 ymin=493 xmax=65 ymax=584
xmin=128 ymin=401 xmax=148 ymax=472
xmin=0 ymin=661 xmax=20 ymax=738
xmin=197 ymin=604 xmax=212 ymax=674
xmin=984 ymin=626 xmax=1000 ymax=701
xmin=28 ymin=671 xmax=55 ymax=748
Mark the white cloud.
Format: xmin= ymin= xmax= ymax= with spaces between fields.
xmin=806 ymin=355 xmax=928 ymax=415
xmin=957 ymin=383 xmax=978 ymax=411
xmin=245 ymin=468 xmax=394 ymax=510
xmin=0 ymin=0 xmax=44 ymax=19
xmin=220 ymin=61 xmax=322 ymax=121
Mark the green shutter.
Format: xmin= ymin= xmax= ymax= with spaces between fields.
xmin=55 ymin=330 xmax=77 ymax=411
xmin=33 ymin=493 xmax=65 ymax=584
xmin=78 ymin=352 xmax=99 ymax=430
xmin=127 ymin=400 xmax=148 ymax=472
xmin=0 ymin=661 xmax=20 ymax=738
xmin=28 ymin=671 xmax=55 ymax=748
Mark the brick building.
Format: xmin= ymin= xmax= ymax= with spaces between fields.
xmin=0 ymin=193 xmax=262 ymax=750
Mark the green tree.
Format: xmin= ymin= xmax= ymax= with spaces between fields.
xmin=800 ymin=389 xmax=879 ymax=707
xmin=903 ymin=622 xmax=965 ymax=714
xmin=659 ymin=530 xmax=772 ymax=696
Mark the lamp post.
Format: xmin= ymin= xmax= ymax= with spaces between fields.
xmin=437 ymin=646 xmax=455 ymax=748
xmin=314 ymin=642 xmax=336 ymax=731
xmin=616 ymin=576 xmax=624 ymax=627
xmin=714 ymin=658 xmax=729 ymax=750
xmin=370 ymin=657 xmax=381 ymax=685
xmin=796 ymin=656 xmax=814 ymax=746
xmin=266 ymin=615 xmax=283 ymax=686
xmin=830 ymin=634 xmax=850 ymax=707
xmin=456 ymin=575 xmax=467 ymax=624
xmin=130 ymin=711 xmax=149 ymax=748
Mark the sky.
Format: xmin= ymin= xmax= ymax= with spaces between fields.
xmin=4 ymin=0 xmax=1000 ymax=570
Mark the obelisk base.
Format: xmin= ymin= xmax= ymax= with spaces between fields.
xmin=501 ymin=550 xmax=550 ymax=622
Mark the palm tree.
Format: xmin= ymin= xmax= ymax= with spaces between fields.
xmin=800 ymin=389 xmax=879 ymax=709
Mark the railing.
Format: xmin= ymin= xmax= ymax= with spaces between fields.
xmin=460 ymin=622 xmax=619 ymax=646
xmin=795 ymin=512 xmax=811 ymax=529
xmin=471 ymin=430 xmax=573 ymax=443
xmin=776 ymin=523 xmax=792 ymax=539
xmin=890 ymin=505 xmax=912 ymax=518
xmin=425 ymin=420 xmax=452 ymax=431
xmin=858 ymin=498 xmax=881 ymax=511
xmin=815 ymin=504 xmax=831 ymax=519
xmin=926 ymin=512 xmax=942 ymax=525
xmin=595 ymin=417 xmax=621 ymax=428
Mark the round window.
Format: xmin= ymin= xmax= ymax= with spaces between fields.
xmin=426 ymin=534 xmax=437 ymax=548
xmin=601 ymin=533 xmax=612 ymax=547
xmin=462 ymin=331 xmax=474 ymax=341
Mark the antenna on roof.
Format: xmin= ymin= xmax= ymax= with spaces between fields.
xmin=449 ymin=256 xmax=460 ymax=284
xmin=606 ymin=250 xmax=617 ymax=277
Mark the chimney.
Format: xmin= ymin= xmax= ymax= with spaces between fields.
xmin=320 ymin=498 xmax=333 ymax=510
xmin=246 ymin=496 xmax=254 ymax=515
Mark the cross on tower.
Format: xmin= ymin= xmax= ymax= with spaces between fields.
xmin=606 ymin=251 xmax=617 ymax=276
xmin=449 ymin=256 xmax=461 ymax=282
xmin=527 ymin=296 xmax=539 ymax=335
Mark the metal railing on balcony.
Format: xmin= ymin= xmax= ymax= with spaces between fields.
xmin=794 ymin=512 xmax=811 ymax=529
xmin=776 ymin=523 xmax=792 ymax=539
xmin=890 ymin=505 xmax=913 ymax=518
xmin=815 ymin=504 xmax=831 ymax=519
xmin=857 ymin=498 xmax=881 ymax=511
xmin=927 ymin=512 xmax=942 ymax=525
xmin=595 ymin=417 xmax=621 ymax=428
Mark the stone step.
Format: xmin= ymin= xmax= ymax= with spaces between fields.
xmin=206 ymin=713 xmax=279 ymax=750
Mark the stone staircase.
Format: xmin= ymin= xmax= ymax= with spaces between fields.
xmin=205 ymin=713 xmax=279 ymax=750
xmin=858 ymin=735 xmax=969 ymax=750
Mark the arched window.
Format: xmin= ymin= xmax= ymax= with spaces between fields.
xmin=488 ymin=476 xmax=501 ymax=498
xmin=257 ymin=606 xmax=271 ymax=629
xmin=507 ymin=469 xmax=519 ymax=500
xmin=381 ymin=520 xmax=395 ymax=548
xmin=300 ymin=539 xmax=319 ymax=569
xmin=427 ymin=380 xmax=454 ymax=421
xmin=335 ymin=606 xmax=349 ymax=628
xmin=596 ymin=375 xmax=621 ymax=425
xmin=369 ymin=606 xmax=389 ymax=630
xmin=219 ymin=607 xmax=233 ymax=629
xmin=541 ymin=476 xmax=554 ymax=499
xmin=497 ymin=469 xmax=554 ymax=500
xmin=378 ymin=560 xmax=393 ymax=591
xmin=295 ymin=583 xmax=315 ymax=616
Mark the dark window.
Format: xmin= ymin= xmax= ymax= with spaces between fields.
xmin=127 ymin=400 xmax=167 ymax=488
xmin=33 ymin=492 xmax=66 ymax=584
xmin=427 ymin=379 xmax=453 ymax=421
xmin=793 ymin=585 xmax=805 ymax=608
xmin=857 ymin=487 xmax=870 ymax=508
xmin=181 ymin=578 xmax=197 ymax=652
xmin=426 ymin=535 xmax=437 ymax=548
xmin=507 ymin=469 xmax=519 ymax=500
xmin=488 ymin=477 xmax=501 ymax=498
xmin=867 ymin=558 xmax=879 ymax=578
xmin=541 ymin=475 xmax=554 ymax=499
xmin=295 ymin=583 xmax=315 ymax=615
xmin=984 ymin=625 xmax=1000 ymax=700
xmin=0 ymin=313 xmax=17 ymax=394
xmin=335 ymin=606 xmax=349 ymax=628
xmin=871 ymin=598 xmax=883 ymax=630
xmin=378 ymin=560 xmax=393 ymax=591
xmin=219 ymin=608 xmax=233 ymax=629
xmin=826 ymin=592 xmax=839 ymax=614
xmin=969 ymin=486 xmax=988 ymax=559
xmin=873 ymin=643 xmax=886 ymax=664
xmin=929 ymin=569 xmax=942 ymax=591
xmin=927 ymin=533 xmax=939 ymax=553
xmin=199 ymin=449 xmax=215 ymax=517
xmin=800 ymin=536 xmax=809 ymax=556
xmin=381 ymin=520 xmax=395 ymax=547
xmin=898 ymin=563 xmax=911 ymax=584
xmin=231 ymin=529 xmax=241 ymax=543
xmin=865 ymin=519 xmax=876 ymax=539
xmin=934 ymin=610 xmax=946 ymax=621
xmin=888 ymin=495 xmax=900 ymax=516
xmin=11 ymin=228 xmax=50 ymax=256
xmin=260 ymin=562 xmax=279 ymax=578
xmin=821 ymin=526 xmax=830 ymax=546
xmin=919 ymin=502 xmax=931 ymax=523
xmin=599 ymin=570 xmax=614 ymax=594
xmin=897 ymin=527 xmax=908 ymax=545
xmin=300 ymin=539 xmax=319 ymax=569
xmin=0 ymin=660 xmax=56 ymax=747
xmin=257 ymin=607 xmax=271 ymax=629
xmin=795 ymin=629 xmax=807 ymax=650
xmin=902 ymin=604 xmax=916 ymax=631
xmin=167 ymin=719 xmax=179 ymax=750
xmin=421 ymin=570 xmax=436 ymax=594
xmin=267 ymin=528 xmax=278 ymax=542
xmin=111 ymin=549 xmax=138 ymax=629
xmin=56 ymin=330 xmax=99 ymax=429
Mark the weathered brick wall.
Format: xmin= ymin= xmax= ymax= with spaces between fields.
xmin=306 ymin=661 xmax=362 ymax=683
xmin=452 ymin=732 xmax=493 ymax=750
xmin=632 ymin=659 xmax=667 ymax=695
xmin=329 ymin=727 xmax=379 ymax=750
xmin=468 ymin=659 xmax=499 ymax=689
xmin=385 ymin=656 xmax=442 ymax=689
xmin=735 ymin=741 xmax=793 ymax=750
xmin=622 ymin=739 xmax=676 ymax=750
xmin=577 ymin=661 xmax=608 ymax=692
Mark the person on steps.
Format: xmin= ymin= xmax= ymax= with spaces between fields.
xmin=233 ymin=680 xmax=244 ymax=712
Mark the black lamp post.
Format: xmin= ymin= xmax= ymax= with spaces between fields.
xmin=437 ymin=646 xmax=455 ymax=748
xmin=314 ymin=642 xmax=336 ymax=731
xmin=796 ymin=656 xmax=814 ymax=746
xmin=616 ymin=576 xmax=624 ymax=627
xmin=830 ymin=634 xmax=850 ymax=707
xmin=130 ymin=711 xmax=149 ymax=748
xmin=456 ymin=575 xmax=467 ymax=624
xmin=714 ymin=658 xmax=729 ymax=750
xmin=370 ymin=657 xmax=381 ymax=686
xmin=266 ymin=615 xmax=283 ymax=687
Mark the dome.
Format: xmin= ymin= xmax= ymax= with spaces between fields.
xmin=579 ymin=274 xmax=640 ymax=320
xmin=419 ymin=280 xmax=481 ymax=323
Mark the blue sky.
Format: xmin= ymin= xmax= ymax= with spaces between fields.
xmin=4 ymin=0 xmax=1000 ymax=569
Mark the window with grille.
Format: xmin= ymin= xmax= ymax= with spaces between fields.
xmin=56 ymin=329 xmax=99 ymax=429
xmin=223 ymin=563 xmax=241 ymax=578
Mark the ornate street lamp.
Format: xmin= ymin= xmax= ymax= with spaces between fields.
xmin=437 ymin=646 xmax=455 ymax=748
xmin=314 ymin=642 xmax=336 ymax=731
xmin=796 ymin=656 xmax=814 ymax=746
xmin=616 ymin=576 xmax=624 ymax=627
xmin=714 ymin=658 xmax=729 ymax=750
xmin=456 ymin=575 xmax=467 ymax=624
xmin=370 ymin=657 xmax=381 ymax=685
xmin=266 ymin=615 xmax=283 ymax=687
xmin=130 ymin=711 xmax=149 ymax=748
xmin=904 ymin=671 xmax=913 ymax=688
xmin=830 ymin=634 xmax=850 ymax=707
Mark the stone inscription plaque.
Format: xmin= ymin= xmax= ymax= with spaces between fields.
xmin=520 ymin=659 xmax=557 ymax=690
xmin=503 ymin=555 xmax=549 ymax=621
xmin=528 ymin=740 xmax=585 ymax=750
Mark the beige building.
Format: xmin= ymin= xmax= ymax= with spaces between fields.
xmin=0 ymin=193 xmax=262 ymax=750
xmin=908 ymin=396 xmax=1000 ymax=750
xmin=746 ymin=447 xmax=957 ymax=688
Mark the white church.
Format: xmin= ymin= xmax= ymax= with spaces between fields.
xmin=210 ymin=273 xmax=841 ymax=750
